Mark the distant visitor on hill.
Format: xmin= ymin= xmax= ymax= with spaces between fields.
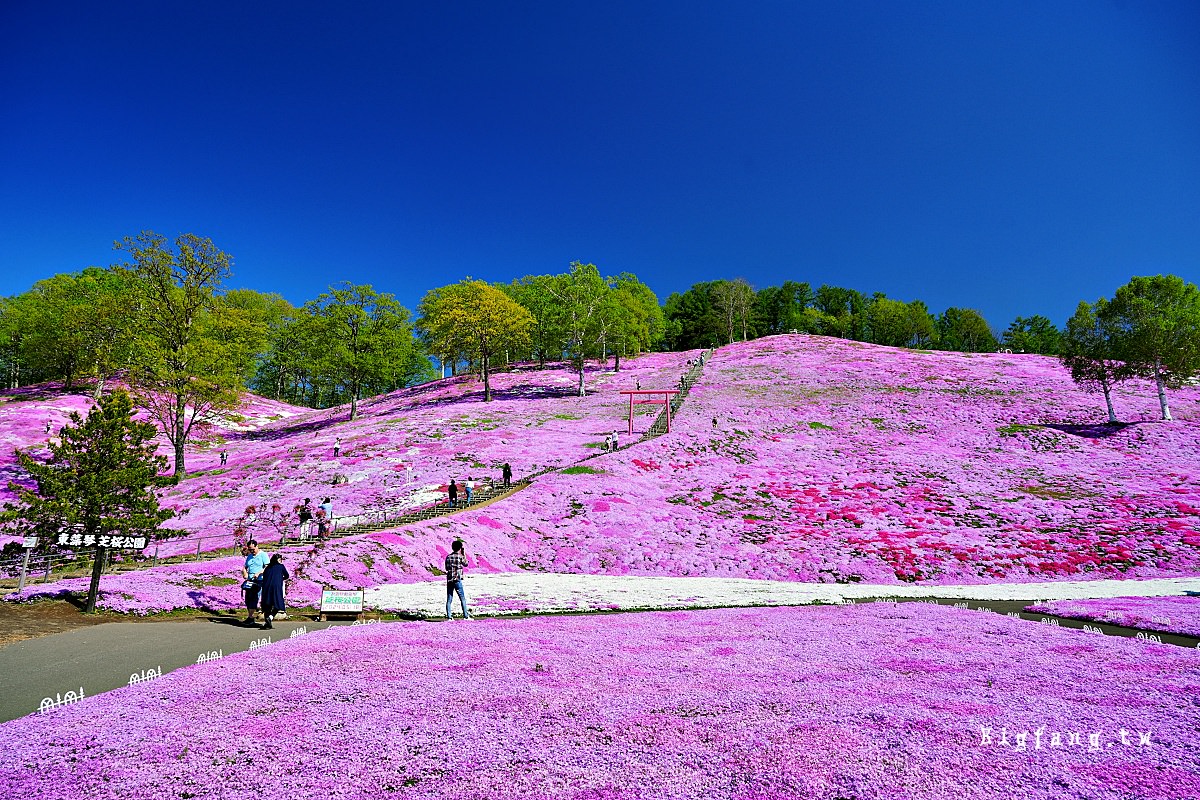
xmin=448 ymin=479 xmax=458 ymax=507
xmin=502 ymin=463 xmax=512 ymax=488
xmin=444 ymin=539 xmax=471 ymax=620
xmin=297 ymin=497 xmax=313 ymax=531
xmin=333 ymin=438 xmax=341 ymax=458
xmin=465 ymin=476 xmax=474 ymax=504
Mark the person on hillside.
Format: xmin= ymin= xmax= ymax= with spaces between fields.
xmin=317 ymin=497 xmax=333 ymax=537
xmin=219 ymin=450 xmax=228 ymax=466
xmin=612 ymin=430 xmax=620 ymax=450
xmin=635 ymin=379 xmax=641 ymax=390
xmin=297 ymin=497 xmax=313 ymax=535
xmin=45 ymin=419 xmax=52 ymax=436
xmin=259 ymin=554 xmax=289 ymax=630
xmin=241 ymin=540 xmax=270 ymax=625
xmin=501 ymin=463 xmax=512 ymax=488
xmin=448 ymin=479 xmax=458 ymax=508
xmin=464 ymin=476 xmax=474 ymax=504
xmin=444 ymin=539 xmax=471 ymax=620
xmin=333 ymin=438 xmax=341 ymax=458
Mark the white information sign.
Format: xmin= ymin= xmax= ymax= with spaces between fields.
xmin=320 ymin=589 xmax=365 ymax=614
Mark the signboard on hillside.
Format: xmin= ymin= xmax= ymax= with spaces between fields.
xmin=320 ymin=589 xmax=365 ymax=620
xmin=54 ymin=532 xmax=148 ymax=550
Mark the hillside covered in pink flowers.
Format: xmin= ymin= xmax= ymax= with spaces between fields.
xmin=4 ymin=335 xmax=1200 ymax=613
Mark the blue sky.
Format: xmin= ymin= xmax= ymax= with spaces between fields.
xmin=2 ymin=1 xmax=1197 ymax=329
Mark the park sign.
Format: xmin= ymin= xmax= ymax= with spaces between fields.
xmin=319 ymin=588 xmax=365 ymax=621
xmin=55 ymin=532 xmax=149 ymax=550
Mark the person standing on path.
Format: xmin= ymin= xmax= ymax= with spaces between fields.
xmin=464 ymin=476 xmax=474 ymax=504
xmin=501 ymin=463 xmax=512 ymax=488
xmin=447 ymin=479 xmax=458 ymax=508
xmin=297 ymin=498 xmax=313 ymax=535
xmin=612 ymin=430 xmax=620 ymax=450
xmin=333 ymin=438 xmax=341 ymax=458
xmin=259 ymin=554 xmax=289 ymax=630
xmin=444 ymin=539 xmax=470 ymax=620
xmin=241 ymin=541 xmax=270 ymax=625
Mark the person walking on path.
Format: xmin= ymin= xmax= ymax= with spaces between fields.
xmin=464 ymin=476 xmax=474 ymax=504
xmin=447 ymin=479 xmax=458 ymax=508
xmin=501 ymin=463 xmax=512 ymax=488
xmin=444 ymin=540 xmax=471 ymax=620
xmin=219 ymin=450 xmax=228 ymax=466
xmin=612 ymin=430 xmax=620 ymax=450
xmin=333 ymin=438 xmax=341 ymax=458
xmin=317 ymin=497 xmax=333 ymax=537
xmin=241 ymin=540 xmax=270 ymax=625
xmin=259 ymin=554 xmax=289 ymax=630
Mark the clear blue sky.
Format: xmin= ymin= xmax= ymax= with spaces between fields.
xmin=2 ymin=1 xmax=1197 ymax=329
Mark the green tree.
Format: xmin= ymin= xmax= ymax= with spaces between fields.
xmin=1106 ymin=274 xmax=1200 ymax=421
xmin=607 ymin=274 xmax=664 ymax=368
xmin=1060 ymin=299 xmax=1126 ymax=423
xmin=3 ymin=389 xmax=173 ymax=613
xmin=754 ymin=281 xmax=812 ymax=335
xmin=662 ymin=281 xmax=723 ymax=350
xmin=417 ymin=280 xmax=534 ymax=401
xmin=936 ymin=308 xmax=997 ymax=353
xmin=305 ymin=283 xmax=425 ymax=419
xmin=545 ymin=262 xmax=611 ymax=396
xmin=864 ymin=296 xmax=937 ymax=348
xmin=116 ymin=232 xmax=243 ymax=477
xmin=713 ymin=278 xmax=756 ymax=344
xmin=1002 ymin=315 xmax=1062 ymax=355
xmin=814 ymin=285 xmax=866 ymax=339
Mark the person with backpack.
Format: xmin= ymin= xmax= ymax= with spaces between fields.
xmin=444 ymin=539 xmax=471 ymax=620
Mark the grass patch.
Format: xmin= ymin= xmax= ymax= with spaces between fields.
xmin=808 ymin=421 xmax=834 ymax=430
xmin=997 ymin=423 xmax=1041 ymax=436
xmin=559 ymin=465 xmax=605 ymax=475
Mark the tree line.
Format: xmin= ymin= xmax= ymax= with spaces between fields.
xmin=661 ymin=278 xmax=1061 ymax=355
xmin=2 ymin=231 xmax=1196 ymax=477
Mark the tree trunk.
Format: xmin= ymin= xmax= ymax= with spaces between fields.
xmin=84 ymin=546 xmax=106 ymax=613
xmin=483 ymin=353 xmax=492 ymax=402
xmin=1155 ymin=361 xmax=1171 ymax=421
xmin=93 ymin=375 xmax=106 ymax=401
xmin=1101 ymin=380 xmax=1118 ymax=424
xmin=614 ymin=351 xmax=621 ymax=371
xmin=350 ymin=392 xmax=359 ymax=421
xmin=577 ymin=358 xmax=586 ymax=397
xmin=173 ymin=393 xmax=187 ymax=477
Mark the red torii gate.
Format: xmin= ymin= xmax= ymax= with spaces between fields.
xmin=619 ymin=389 xmax=681 ymax=435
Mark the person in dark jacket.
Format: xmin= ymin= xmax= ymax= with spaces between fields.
xmin=259 ymin=554 xmax=290 ymax=630
xmin=448 ymin=478 xmax=458 ymax=507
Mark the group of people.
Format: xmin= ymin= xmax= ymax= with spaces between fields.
xmin=296 ymin=497 xmax=334 ymax=537
xmin=240 ymin=535 xmax=473 ymax=624
xmin=605 ymin=430 xmax=621 ymax=452
xmin=446 ymin=464 xmax=514 ymax=508
xmin=241 ymin=540 xmax=289 ymax=629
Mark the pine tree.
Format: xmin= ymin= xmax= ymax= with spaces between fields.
xmin=3 ymin=389 xmax=174 ymax=612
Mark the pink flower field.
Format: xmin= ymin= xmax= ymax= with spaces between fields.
xmin=3 ymin=604 xmax=1198 ymax=800
xmin=5 ymin=336 xmax=1200 ymax=612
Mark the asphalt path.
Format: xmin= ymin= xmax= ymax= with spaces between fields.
xmin=1 ymin=600 xmax=1196 ymax=725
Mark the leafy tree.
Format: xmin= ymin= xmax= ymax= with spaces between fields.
xmin=864 ymin=296 xmax=937 ymax=348
xmin=713 ymin=278 xmax=756 ymax=344
xmin=1002 ymin=315 xmax=1061 ymax=355
xmin=754 ymin=281 xmax=812 ymax=335
xmin=417 ymin=280 xmax=534 ymax=401
xmin=3 ymin=389 xmax=173 ymax=613
xmin=607 ymin=274 xmax=664 ymax=368
xmin=305 ymin=283 xmax=426 ymax=419
xmin=1106 ymin=274 xmax=1200 ymax=421
xmin=936 ymin=307 xmax=997 ymax=353
xmin=1060 ymin=299 xmax=1126 ymax=423
xmin=503 ymin=275 xmax=561 ymax=366
xmin=115 ymin=232 xmax=242 ymax=477
xmin=813 ymin=285 xmax=867 ymax=339
xmin=662 ymin=281 xmax=723 ymax=350
xmin=545 ymin=262 xmax=611 ymax=396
